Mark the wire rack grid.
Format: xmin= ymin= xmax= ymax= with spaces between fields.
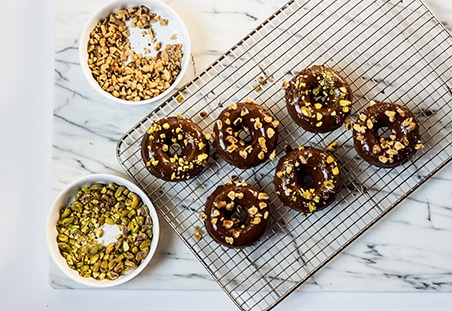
xmin=117 ymin=0 xmax=452 ymax=310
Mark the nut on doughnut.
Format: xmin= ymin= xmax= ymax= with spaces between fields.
xmin=141 ymin=115 xmax=209 ymax=181
xmin=273 ymin=146 xmax=340 ymax=213
xmin=352 ymin=102 xmax=423 ymax=168
xmin=284 ymin=65 xmax=352 ymax=133
xmin=212 ymin=99 xmax=279 ymax=169
xmin=200 ymin=180 xmax=270 ymax=248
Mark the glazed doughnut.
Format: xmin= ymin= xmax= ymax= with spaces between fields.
xmin=141 ymin=115 xmax=209 ymax=181
xmin=273 ymin=146 xmax=340 ymax=213
xmin=284 ymin=65 xmax=353 ymax=133
xmin=212 ymin=100 xmax=279 ymax=169
xmin=352 ymin=102 xmax=424 ymax=168
xmin=200 ymin=180 xmax=270 ymax=248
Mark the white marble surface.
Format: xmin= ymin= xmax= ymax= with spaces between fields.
xmin=1 ymin=0 xmax=452 ymax=310
xmin=50 ymin=0 xmax=452 ymax=294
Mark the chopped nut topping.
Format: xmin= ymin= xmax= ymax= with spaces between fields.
xmin=216 ymin=119 xmax=223 ymax=130
xmin=248 ymin=207 xmax=258 ymax=216
xmin=301 ymin=106 xmax=312 ymax=118
xmin=344 ymin=119 xmax=353 ymax=131
xmin=228 ymin=103 xmax=238 ymax=110
xmin=227 ymin=191 xmax=236 ymax=201
xmin=199 ymin=211 xmax=207 ymax=221
xmin=254 ymin=118 xmax=263 ymax=130
xmin=225 ymin=237 xmax=234 ymax=245
xmin=258 ymin=192 xmax=269 ymax=200
xmin=326 ymin=155 xmax=335 ymax=164
xmin=372 ymin=144 xmax=382 ymax=154
xmin=250 ymin=217 xmax=261 ymax=225
xmin=326 ymin=141 xmax=339 ymax=152
xmin=332 ymin=167 xmax=340 ymax=176
xmin=407 ymin=122 xmax=417 ymax=131
xmin=402 ymin=117 xmax=413 ymax=127
xmin=193 ymin=226 xmax=203 ymax=241
xmin=359 ymin=113 xmax=367 ymax=122
xmin=233 ymin=117 xmax=242 ymax=126
xmin=314 ymin=103 xmax=323 ymax=109
xmin=316 ymin=112 xmax=323 ymax=121
xmin=339 ymin=100 xmax=352 ymax=107
xmin=222 ymin=220 xmax=234 ymax=229
xmin=269 ymin=149 xmax=276 ymax=161
xmin=226 ymin=144 xmax=237 ymax=153
xmin=239 ymin=150 xmax=248 ymax=159
xmin=366 ymin=119 xmax=374 ymax=129
xmin=386 ymin=148 xmax=398 ymax=155
xmin=415 ymin=143 xmax=425 ymax=150
xmin=384 ymin=110 xmax=396 ymax=122
xmin=394 ymin=141 xmax=405 ymax=150
xmin=258 ymin=137 xmax=267 ymax=153
xmin=241 ymin=107 xmax=249 ymax=116
xmin=397 ymin=108 xmax=406 ymax=117
xmin=301 ymin=189 xmax=313 ymax=200
xmin=353 ymin=123 xmax=366 ymax=134
xmin=266 ymin=127 xmax=275 ymax=139
xmin=298 ymin=155 xmax=307 ymax=164
xmin=307 ymin=202 xmax=316 ymax=213
xmin=323 ymin=180 xmax=335 ymax=190
xmin=378 ymin=155 xmax=389 ymax=163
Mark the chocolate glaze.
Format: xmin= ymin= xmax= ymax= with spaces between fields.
xmin=352 ymin=102 xmax=423 ymax=168
xmin=284 ymin=65 xmax=353 ymax=133
xmin=201 ymin=181 xmax=270 ymax=248
xmin=213 ymin=101 xmax=279 ymax=169
xmin=141 ymin=115 xmax=209 ymax=181
xmin=273 ymin=146 xmax=340 ymax=213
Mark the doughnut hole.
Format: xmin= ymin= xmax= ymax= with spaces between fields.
xmin=229 ymin=204 xmax=247 ymax=226
xmin=167 ymin=142 xmax=183 ymax=157
xmin=237 ymin=126 xmax=252 ymax=143
xmin=297 ymin=167 xmax=315 ymax=188
xmin=377 ymin=125 xmax=395 ymax=140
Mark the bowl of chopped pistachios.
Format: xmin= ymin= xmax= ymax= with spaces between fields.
xmin=47 ymin=174 xmax=160 ymax=287
xmin=79 ymin=0 xmax=191 ymax=105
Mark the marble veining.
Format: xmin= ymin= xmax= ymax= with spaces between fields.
xmin=51 ymin=0 xmax=452 ymax=294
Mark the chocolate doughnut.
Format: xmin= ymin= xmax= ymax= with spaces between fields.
xmin=273 ymin=146 xmax=340 ymax=213
xmin=284 ymin=65 xmax=353 ymax=133
xmin=352 ymin=102 xmax=424 ymax=168
xmin=212 ymin=100 xmax=279 ymax=169
xmin=141 ymin=115 xmax=209 ymax=181
xmin=200 ymin=180 xmax=270 ymax=248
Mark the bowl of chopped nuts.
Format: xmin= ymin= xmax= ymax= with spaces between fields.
xmin=79 ymin=0 xmax=191 ymax=105
xmin=47 ymin=174 xmax=160 ymax=287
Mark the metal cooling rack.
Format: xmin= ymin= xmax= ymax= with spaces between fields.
xmin=117 ymin=0 xmax=452 ymax=310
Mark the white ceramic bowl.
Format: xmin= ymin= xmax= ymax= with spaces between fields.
xmin=79 ymin=0 xmax=191 ymax=105
xmin=47 ymin=174 xmax=160 ymax=287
